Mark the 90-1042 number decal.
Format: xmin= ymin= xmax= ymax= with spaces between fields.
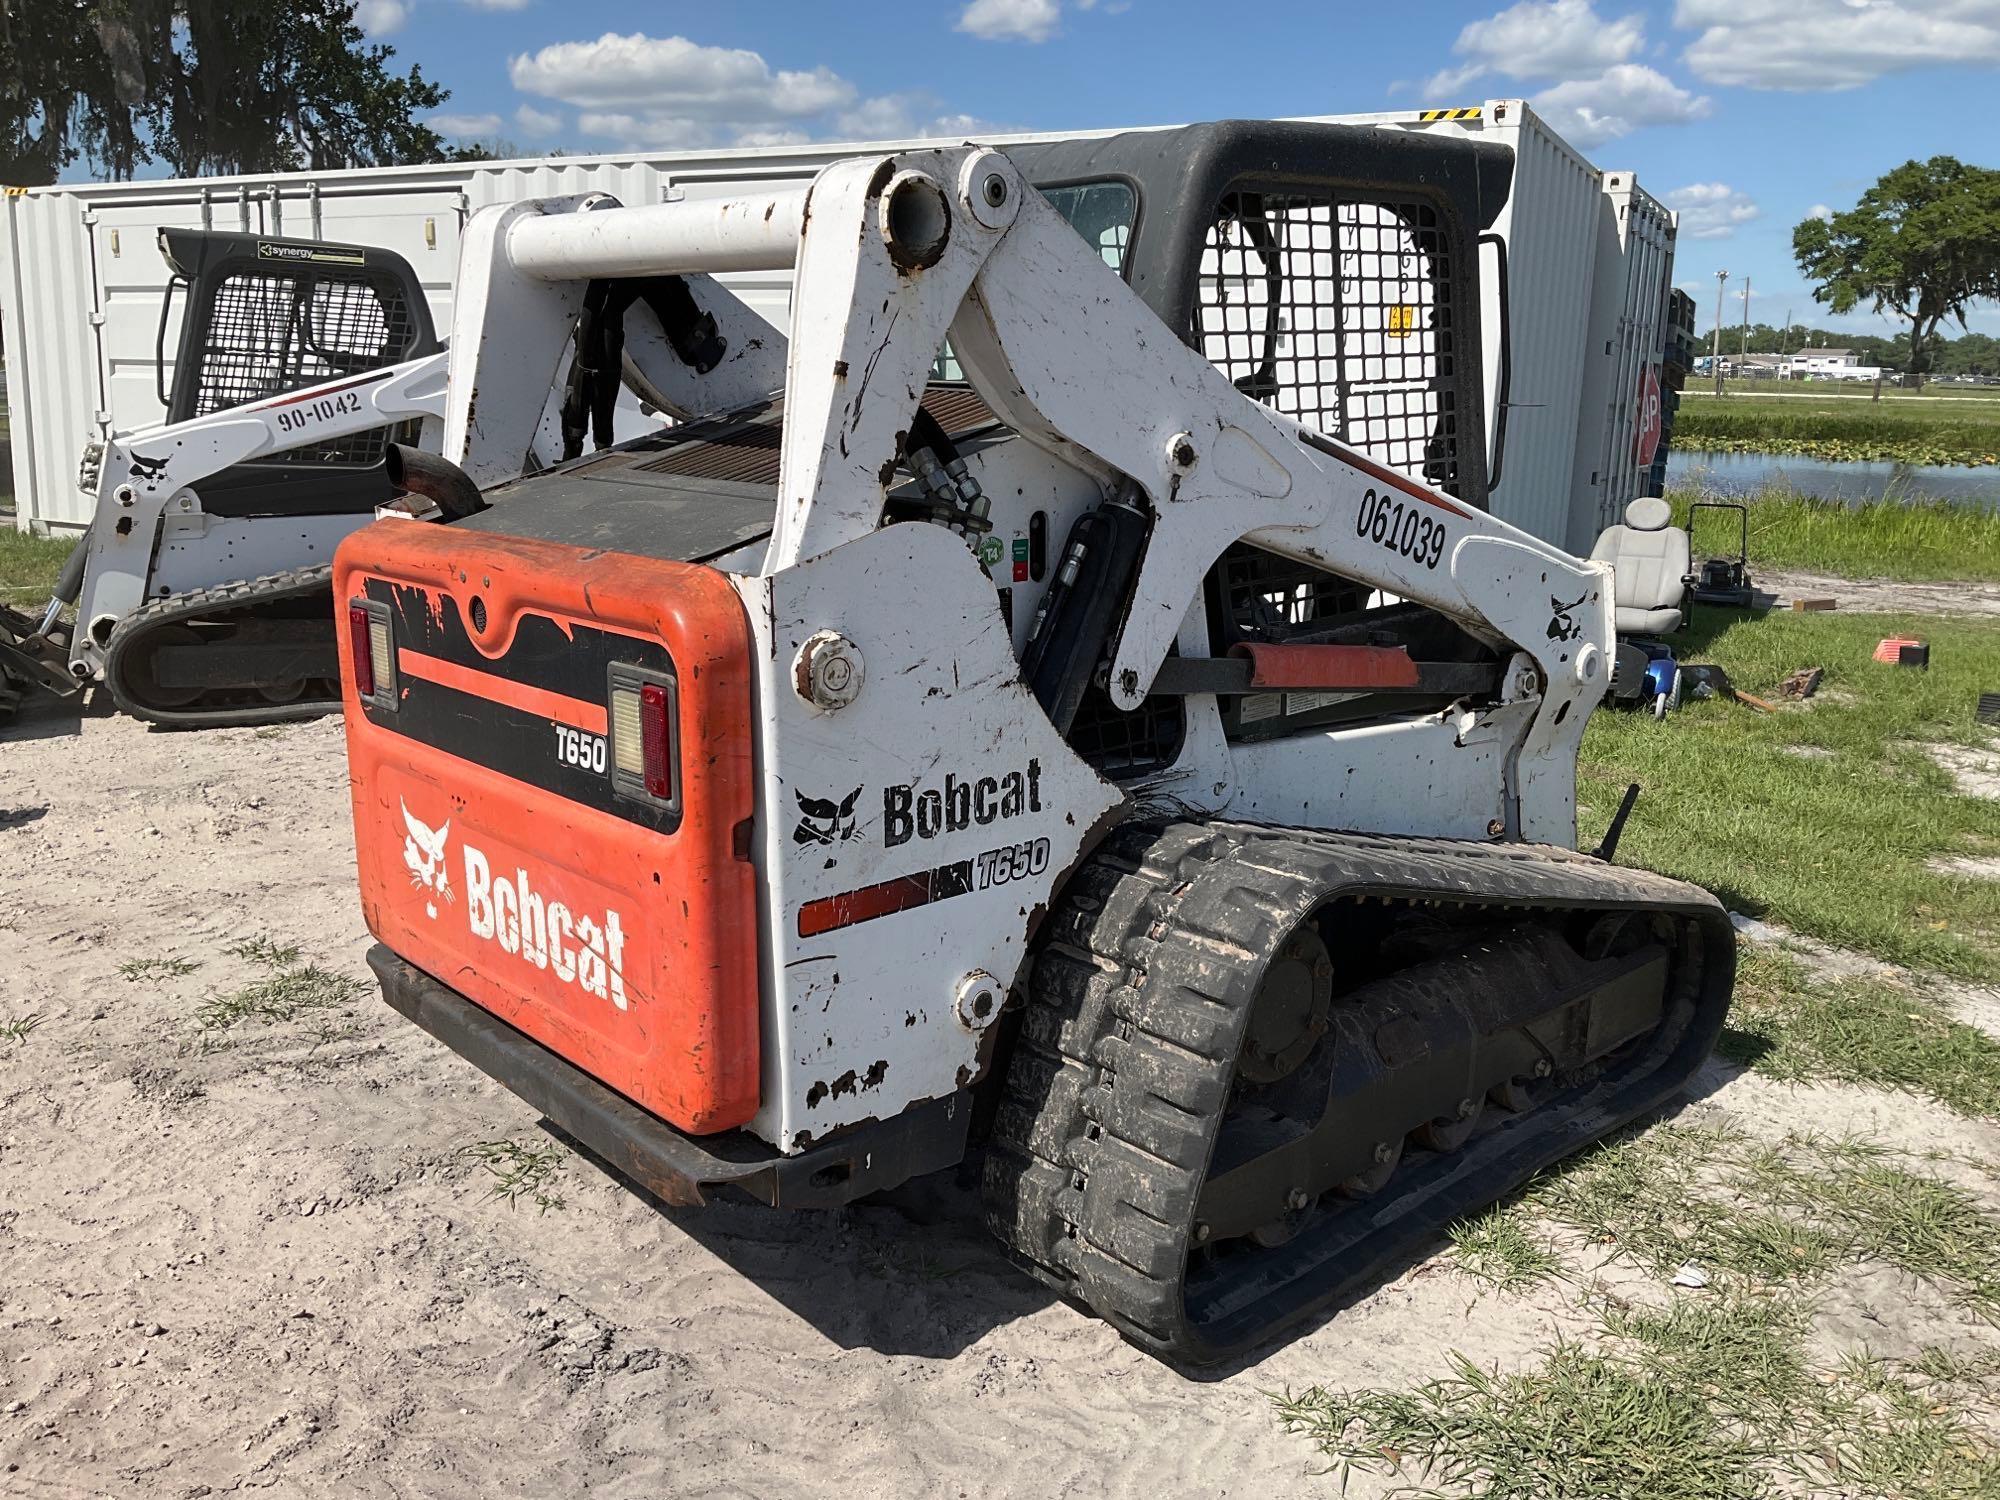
xmin=275 ymin=389 xmax=362 ymax=436
xmin=1356 ymin=487 xmax=1447 ymax=570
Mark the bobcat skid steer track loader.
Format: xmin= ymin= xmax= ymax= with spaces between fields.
xmin=337 ymin=122 xmax=1735 ymax=1364
xmin=0 ymin=229 xmax=450 ymax=728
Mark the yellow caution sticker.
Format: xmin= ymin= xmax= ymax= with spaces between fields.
xmin=1387 ymin=304 xmax=1416 ymax=339
xmin=1417 ymin=108 xmax=1483 ymax=122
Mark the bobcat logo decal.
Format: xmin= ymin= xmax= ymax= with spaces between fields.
xmin=402 ymin=800 xmax=454 ymax=918
xmin=127 ymin=452 xmax=172 ymax=489
xmin=1546 ymin=591 xmax=1588 ymax=644
xmin=793 ymin=787 xmax=862 ymax=846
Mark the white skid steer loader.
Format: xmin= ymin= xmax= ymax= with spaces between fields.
xmin=334 ymin=123 xmax=1735 ymax=1364
xmin=1 ymin=224 xmax=734 ymax=727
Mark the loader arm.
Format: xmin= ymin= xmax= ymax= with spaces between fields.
xmin=69 ymin=350 xmax=449 ymax=680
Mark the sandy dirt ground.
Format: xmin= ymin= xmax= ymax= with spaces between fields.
xmin=1754 ymin=568 xmax=2000 ymax=619
xmin=5 ymin=698 xmax=2000 ymax=1499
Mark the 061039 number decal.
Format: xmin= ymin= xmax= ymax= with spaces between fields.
xmin=1356 ymin=487 xmax=1447 ymax=570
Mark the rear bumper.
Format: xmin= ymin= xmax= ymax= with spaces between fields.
xmin=369 ymin=946 xmax=971 ymax=1209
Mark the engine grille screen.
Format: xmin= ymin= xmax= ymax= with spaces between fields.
xmin=194 ymin=269 xmax=422 ymax=467
xmin=1195 ymin=190 xmax=1461 ymax=497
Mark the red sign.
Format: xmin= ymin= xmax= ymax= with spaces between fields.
xmin=1635 ymin=364 xmax=1663 ymax=464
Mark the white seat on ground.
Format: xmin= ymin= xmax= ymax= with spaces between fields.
xmin=1590 ymin=496 xmax=1689 ymax=634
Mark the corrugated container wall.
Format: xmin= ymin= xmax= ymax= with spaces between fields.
xmin=2 ymin=104 xmax=1675 ymax=553
xmin=1568 ymin=174 xmax=1676 ymax=554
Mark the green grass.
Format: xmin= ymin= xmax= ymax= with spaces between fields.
xmin=192 ymin=965 xmax=366 ymax=1039
xmin=1278 ymin=1299 xmax=2000 ymax=1499
xmin=1277 ymin=1337 xmax=1769 ymax=1499
xmin=1704 ymin=378 xmax=2000 ymax=401
xmin=1446 ymin=1208 xmax=1566 ymax=1290
xmin=1345 ymin=1127 xmax=2000 ymax=1496
xmin=0 ymin=529 xmax=75 ymax=607
xmin=190 ymin=942 xmax=366 ymax=1051
xmin=224 ymin=935 xmax=303 ymax=968
xmin=1 ymin=1013 xmax=44 ymax=1046
xmin=1578 ymin=608 xmax=2000 ymax=978
xmin=1676 ymin=390 xmax=2000 ymax=465
xmin=1668 ymin=487 xmax=2000 ymax=583
xmin=118 ymin=956 xmax=201 ymax=983
xmin=458 ymin=1137 xmax=569 ymax=1213
xmin=1721 ymin=948 xmax=2000 ymax=1118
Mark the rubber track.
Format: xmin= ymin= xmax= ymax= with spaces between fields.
xmin=982 ymin=819 xmax=1734 ymax=1364
xmin=104 ymin=564 xmax=339 ymax=730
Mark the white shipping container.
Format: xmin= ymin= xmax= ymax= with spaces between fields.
xmin=1569 ymin=172 xmax=1677 ymax=553
xmin=2 ymin=102 xmax=1673 ymax=554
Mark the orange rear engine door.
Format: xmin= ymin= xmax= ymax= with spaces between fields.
xmin=335 ymin=522 xmax=760 ymax=1134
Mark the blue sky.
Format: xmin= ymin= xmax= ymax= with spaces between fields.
xmin=352 ymin=0 xmax=2000 ymax=338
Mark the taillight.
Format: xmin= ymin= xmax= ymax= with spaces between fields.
xmin=608 ymin=665 xmax=678 ymax=810
xmin=349 ymin=605 xmax=374 ymax=697
xmin=640 ymin=683 xmax=671 ymax=798
xmin=348 ymin=598 xmax=396 ymax=709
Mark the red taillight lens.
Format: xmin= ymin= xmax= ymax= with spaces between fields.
xmin=349 ymin=603 xmax=375 ymax=697
xmin=640 ymin=682 xmax=671 ymax=799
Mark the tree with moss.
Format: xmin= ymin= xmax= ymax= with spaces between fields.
xmin=1794 ymin=157 xmax=2000 ymax=384
xmin=0 ymin=0 xmax=451 ymax=185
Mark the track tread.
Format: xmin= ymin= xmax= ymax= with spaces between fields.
xmin=982 ymin=820 xmax=1734 ymax=1363
xmin=104 ymin=564 xmax=340 ymax=730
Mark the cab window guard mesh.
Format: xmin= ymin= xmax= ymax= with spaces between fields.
xmin=193 ymin=270 xmax=420 ymax=466
xmin=1194 ymin=191 xmax=1460 ymax=496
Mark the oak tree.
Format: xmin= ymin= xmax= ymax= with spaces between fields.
xmin=1794 ymin=157 xmax=2000 ymax=383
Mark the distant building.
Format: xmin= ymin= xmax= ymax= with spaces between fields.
xmin=1789 ymin=347 xmax=1861 ymax=373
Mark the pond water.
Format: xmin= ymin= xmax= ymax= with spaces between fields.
xmin=1665 ymin=449 xmax=2000 ymax=509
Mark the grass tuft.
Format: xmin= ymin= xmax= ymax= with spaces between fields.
xmin=1446 ymin=1207 xmax=1565 ymax=1291
xmin=118 ymin=956 xmax=201 ymax=984
xmin=1276 ymin=1337 xmax=1766 ymax=1499
xmin=1722 ymin=947 xmax=2000 ymax=1119
xmin=224 ymin=936 xmax=303 ymax=969
xmin=458 ymin=1137 xmax=568 ymax=1214
xmin=191 ymin=964 xmax=365 ymax=1046
xmin=1 ymin=1013 xmax=44 ymax=1046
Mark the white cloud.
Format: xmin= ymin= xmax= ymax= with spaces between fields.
xmin=1663 ymin=181 xmax=1761 ymax=238
xmin=958 ymin=0 xmax=1062 ymax=42
xmin=1424 ymin=0 xmax=1645 ymax=94
xmin=734 ymin=128 xmax=814 ymax=148
xmin=529 ymin=33 xmax=994 ymax=153
xmin=576 ymin=112 xmax=714 ymax=151
xmin=355 ymin=0 xmax=407 ymax=35
xmin=1808 ymin=202 xmax=1833 ymax=220
xmin=1530 ymin=63 xmax=1711 ymax=146
xmin=465 ymin=0 xmax=530 ymax=8
xmin=514 ymin=103 xmax=563 ymax=136
xmin=511 ymin=34 xmax=857 ymax=123
xmin=831 ymin=94 xmax=1008 ymax=141
xmin=1676 ymin=0 xmax=2000 ymax=90
xmin=428 ymin=111 xmax=504 ymax=137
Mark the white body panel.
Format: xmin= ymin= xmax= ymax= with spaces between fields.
xmin=5 ymin=104 xmax=1673 ymax=546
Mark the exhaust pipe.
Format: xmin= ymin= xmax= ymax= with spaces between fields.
xmin=386 ymin=444 xmax=487 ymax=521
